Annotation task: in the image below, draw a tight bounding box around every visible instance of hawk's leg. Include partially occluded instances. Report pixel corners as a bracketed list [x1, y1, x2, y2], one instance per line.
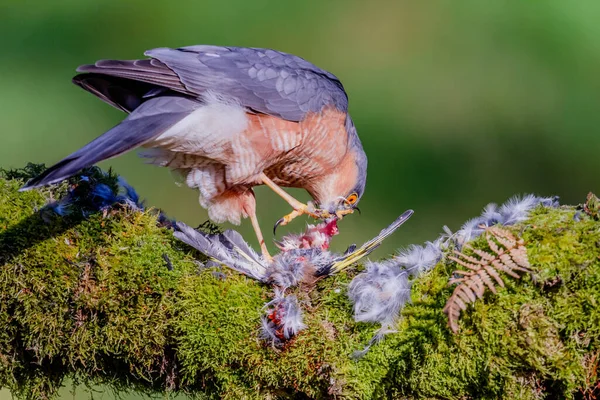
[240, 189, 272, 261]
[259, 173, 321, 229]
[249, 209, 272, 261]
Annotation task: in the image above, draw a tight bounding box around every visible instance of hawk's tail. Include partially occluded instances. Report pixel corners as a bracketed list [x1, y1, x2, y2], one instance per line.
[20, 96, 198, 191]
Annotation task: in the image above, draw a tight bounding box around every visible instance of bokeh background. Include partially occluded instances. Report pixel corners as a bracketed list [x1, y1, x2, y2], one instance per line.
[1, 0, 599, 398]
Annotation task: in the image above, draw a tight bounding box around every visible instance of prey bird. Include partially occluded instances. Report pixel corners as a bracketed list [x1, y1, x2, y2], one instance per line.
[174, 210, 414, 346]
[21, 45, 367, 259]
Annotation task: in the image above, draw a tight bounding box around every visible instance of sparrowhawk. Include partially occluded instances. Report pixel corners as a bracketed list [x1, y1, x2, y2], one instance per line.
[21, 45, 368, 259]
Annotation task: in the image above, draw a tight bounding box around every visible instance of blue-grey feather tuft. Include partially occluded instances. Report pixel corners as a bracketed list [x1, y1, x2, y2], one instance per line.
[395, 241, 443, 278]
[266, 249, 334, 289]
[456, 194, 559, 246]
[347, 194, 559, 355]
[348, 261, 412, 325]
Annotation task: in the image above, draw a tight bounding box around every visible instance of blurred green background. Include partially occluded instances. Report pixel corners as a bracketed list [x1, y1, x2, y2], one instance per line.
[1, 0, 599, 398]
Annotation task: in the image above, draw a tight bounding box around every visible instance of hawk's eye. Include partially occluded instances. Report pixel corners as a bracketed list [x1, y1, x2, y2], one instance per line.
[346, 193, 358, 205]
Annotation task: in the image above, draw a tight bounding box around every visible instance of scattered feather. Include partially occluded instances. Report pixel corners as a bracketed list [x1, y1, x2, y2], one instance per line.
[395, 241, 443, 278]
[41, 169, 145, 219]
[456, 195, 559, 246]
[346, 194, 558, 354]
[266, 249, 333, 289]
[348, 260, 411, 325]
[351, 327, 395, 359]
[260, 293, 306, 347]
[162, 253, 173, 271]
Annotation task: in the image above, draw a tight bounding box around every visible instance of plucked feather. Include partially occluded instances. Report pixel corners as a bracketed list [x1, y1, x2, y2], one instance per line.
[321, 210, 414, 276]
[348, 260, 412, 325]
[395, 241, 443, 278]
[456, 195, 559, 246]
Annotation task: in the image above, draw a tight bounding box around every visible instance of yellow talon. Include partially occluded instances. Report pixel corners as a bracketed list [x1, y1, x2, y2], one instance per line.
[273, 204, 325, 234]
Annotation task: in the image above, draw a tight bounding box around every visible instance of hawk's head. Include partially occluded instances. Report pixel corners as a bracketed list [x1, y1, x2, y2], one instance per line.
[309, 116, 367, 221]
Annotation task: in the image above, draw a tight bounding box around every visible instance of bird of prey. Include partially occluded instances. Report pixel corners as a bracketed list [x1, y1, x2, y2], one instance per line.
[21, 45, 368, 259]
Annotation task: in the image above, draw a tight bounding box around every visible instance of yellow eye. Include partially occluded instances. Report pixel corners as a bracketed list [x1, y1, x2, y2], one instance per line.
[346, 193, 358, 205]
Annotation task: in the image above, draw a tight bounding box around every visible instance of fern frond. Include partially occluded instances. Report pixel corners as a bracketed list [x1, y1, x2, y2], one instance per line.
[443, 226, 530, 333]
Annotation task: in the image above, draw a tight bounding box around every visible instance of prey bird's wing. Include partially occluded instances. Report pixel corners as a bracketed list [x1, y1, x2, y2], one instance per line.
[21, 96, 199, 190]
[319, 210, 415, 276]
[76, 46, 349, 122]
[174, 222, 268, 282]
[221, 230, 265, 266]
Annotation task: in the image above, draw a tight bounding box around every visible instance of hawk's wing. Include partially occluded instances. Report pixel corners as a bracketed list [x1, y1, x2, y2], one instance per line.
[76, 46, 349, 121]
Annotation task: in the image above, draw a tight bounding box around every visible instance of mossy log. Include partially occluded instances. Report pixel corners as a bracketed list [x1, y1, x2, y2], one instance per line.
[0, 171, 599, 399]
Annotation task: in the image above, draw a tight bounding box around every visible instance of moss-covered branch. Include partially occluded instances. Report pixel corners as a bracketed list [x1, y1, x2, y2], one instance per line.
[1, 169, 599, 399]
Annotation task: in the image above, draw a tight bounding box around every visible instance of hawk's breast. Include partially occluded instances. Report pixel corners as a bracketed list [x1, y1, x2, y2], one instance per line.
[250, 107, 350, 187]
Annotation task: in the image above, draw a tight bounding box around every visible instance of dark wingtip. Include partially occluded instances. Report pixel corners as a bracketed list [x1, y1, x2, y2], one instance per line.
[18, 175, 47, 192]
[18, 184, 34, 192]
[16, 158, 78, 192]
[71, 74, 85, 85]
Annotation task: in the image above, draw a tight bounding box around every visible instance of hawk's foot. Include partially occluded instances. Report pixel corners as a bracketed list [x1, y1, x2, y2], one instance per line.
[273, 202, 327, 234]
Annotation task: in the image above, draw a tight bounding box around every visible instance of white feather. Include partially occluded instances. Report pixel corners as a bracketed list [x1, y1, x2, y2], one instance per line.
[150, 94, 248, 157]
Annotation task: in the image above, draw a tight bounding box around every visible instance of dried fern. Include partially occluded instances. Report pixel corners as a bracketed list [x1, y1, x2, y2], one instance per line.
[443, 226, 530, 333]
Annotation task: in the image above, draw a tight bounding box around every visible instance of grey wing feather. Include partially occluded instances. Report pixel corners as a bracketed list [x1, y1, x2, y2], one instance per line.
[76, 59, 187, 93]
[174, 222, 268, 281]
[76, 46, 348, 122]
[147, 46, 348, 121]
[318, 210, 415, 276]
[21, 96, 198, 190]
[355, 210, 415, 254]
[221, 230, 264, 265]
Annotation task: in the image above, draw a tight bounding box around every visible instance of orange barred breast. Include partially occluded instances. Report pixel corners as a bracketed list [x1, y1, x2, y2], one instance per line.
[243, 108, 349, 187]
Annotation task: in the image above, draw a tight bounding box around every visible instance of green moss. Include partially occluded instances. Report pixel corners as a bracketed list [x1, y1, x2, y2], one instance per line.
[0, 171, 599, 399]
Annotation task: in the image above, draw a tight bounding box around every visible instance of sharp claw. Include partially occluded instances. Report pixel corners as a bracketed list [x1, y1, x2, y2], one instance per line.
[273, 205, 331, 236]
[273, 218, 285, 235]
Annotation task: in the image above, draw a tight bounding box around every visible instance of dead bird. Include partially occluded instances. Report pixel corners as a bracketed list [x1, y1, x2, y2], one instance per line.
[174, 210, 413, 346]
[174, 210, 413, 289]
